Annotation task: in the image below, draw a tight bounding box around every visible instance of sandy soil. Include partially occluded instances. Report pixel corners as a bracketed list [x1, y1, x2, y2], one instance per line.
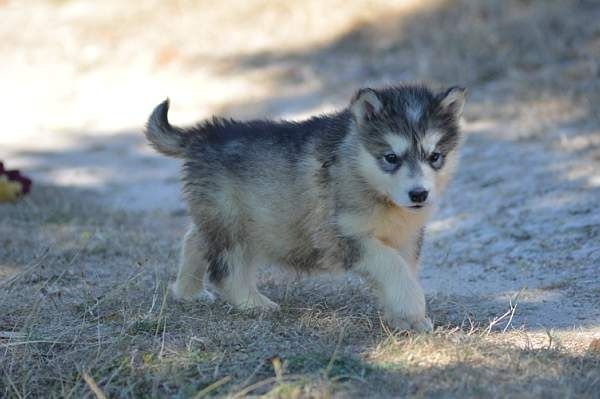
[5, 108, 599, 330]
[3, 0, 598, 331]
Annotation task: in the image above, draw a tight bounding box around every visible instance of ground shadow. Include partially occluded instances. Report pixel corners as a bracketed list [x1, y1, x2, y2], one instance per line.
[201, 0, 600, 130]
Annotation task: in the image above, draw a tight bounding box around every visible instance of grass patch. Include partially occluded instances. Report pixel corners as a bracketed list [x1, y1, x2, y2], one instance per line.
[286, 352, 375, 380]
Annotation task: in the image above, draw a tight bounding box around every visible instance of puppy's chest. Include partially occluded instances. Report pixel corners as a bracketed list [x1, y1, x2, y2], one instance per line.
[373, 208, 425, 249]
[340, 206, 427, 253]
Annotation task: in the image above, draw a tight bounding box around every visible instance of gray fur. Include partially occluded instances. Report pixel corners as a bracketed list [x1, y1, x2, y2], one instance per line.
[145, 84, 466, 331]
[145, 99, 188, 158]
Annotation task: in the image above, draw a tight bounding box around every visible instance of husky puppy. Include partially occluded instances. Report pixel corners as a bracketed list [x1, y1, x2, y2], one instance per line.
[145, 84, 466, 332]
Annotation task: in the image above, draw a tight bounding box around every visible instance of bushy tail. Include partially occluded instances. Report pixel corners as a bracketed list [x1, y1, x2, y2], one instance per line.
[145, 99, 186, 158]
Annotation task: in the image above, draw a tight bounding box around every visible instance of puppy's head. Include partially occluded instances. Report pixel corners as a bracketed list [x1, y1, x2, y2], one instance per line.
[350, 85, 466, 210]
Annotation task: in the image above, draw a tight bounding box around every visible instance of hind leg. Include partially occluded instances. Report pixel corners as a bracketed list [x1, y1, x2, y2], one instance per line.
[208, 246, 279, 311]
[171, 225, 214, 301]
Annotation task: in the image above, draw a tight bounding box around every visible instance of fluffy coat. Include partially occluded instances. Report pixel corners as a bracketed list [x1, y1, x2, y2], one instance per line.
[145, 84, 466, 331]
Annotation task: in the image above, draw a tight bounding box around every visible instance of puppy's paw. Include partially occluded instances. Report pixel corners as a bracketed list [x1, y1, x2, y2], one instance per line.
[235, 292, 280, 312]
[388, 315, 433, 333]
[249, 293, 280, 312]
[195, 289, 217, 303]
[170, 283, 192, 301]
[170, 283, 215, 303]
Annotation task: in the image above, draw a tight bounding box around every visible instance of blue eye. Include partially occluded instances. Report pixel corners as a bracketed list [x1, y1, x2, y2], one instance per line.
[384, 153, 400, 164]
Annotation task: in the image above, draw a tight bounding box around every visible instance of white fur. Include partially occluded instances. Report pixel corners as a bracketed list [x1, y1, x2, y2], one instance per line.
[357, 146, 396, 200]
[172, 226, 278, 311]
[385, 134, 410, 156]
[390, 162, 437, 207]
[171, 226, 213, 301]
[219, 246, 279, 310]
[420, 130, 443, 155]
[356, 239, 432, 332]
[357, 144, 438, 209]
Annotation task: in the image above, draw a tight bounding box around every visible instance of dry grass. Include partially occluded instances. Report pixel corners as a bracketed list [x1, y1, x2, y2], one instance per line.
[2, 0, 600, 397]
[1, 186, 598, 398]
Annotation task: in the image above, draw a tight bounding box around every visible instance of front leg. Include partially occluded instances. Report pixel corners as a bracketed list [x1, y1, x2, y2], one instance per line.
[356, 239, 433, 332]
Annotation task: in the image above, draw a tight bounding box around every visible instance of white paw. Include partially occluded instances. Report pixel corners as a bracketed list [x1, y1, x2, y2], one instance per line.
[170, 282, 191, 301]
[234, 292, 280, 312]
[170, 282, 215, 303]
[381, 278, 430, 332]
[388, 315, 433, 333]
[195, 289, 217, 303]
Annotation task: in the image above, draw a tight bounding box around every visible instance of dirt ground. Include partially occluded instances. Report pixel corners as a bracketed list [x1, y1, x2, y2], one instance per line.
[1, 0, 599, 397]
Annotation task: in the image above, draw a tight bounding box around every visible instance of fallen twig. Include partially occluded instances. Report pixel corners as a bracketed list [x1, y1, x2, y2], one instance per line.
[193, 376, 231, 399]
[82, 371, 108, 399]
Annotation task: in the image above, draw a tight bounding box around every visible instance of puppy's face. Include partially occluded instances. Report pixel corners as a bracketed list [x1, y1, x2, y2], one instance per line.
[350, 86, 466, 210]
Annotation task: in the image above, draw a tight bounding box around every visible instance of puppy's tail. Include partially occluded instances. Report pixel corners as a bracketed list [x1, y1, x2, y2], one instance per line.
[145, 99, 186, 158]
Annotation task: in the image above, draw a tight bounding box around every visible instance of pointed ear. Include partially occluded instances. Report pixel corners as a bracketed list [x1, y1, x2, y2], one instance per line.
[438, 86, 467, 118]
[350, 88, 383, 124]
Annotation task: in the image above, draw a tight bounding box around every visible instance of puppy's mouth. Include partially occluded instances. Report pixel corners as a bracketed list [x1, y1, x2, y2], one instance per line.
[382, 195, 429, 210]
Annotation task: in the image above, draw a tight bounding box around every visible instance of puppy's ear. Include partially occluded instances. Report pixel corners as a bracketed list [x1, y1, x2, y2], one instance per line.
[438, 86, 467, 119]
[350, 88, 383, 124]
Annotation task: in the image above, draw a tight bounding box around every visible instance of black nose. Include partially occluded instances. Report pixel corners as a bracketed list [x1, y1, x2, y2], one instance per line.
[409, 188, 428, 203]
